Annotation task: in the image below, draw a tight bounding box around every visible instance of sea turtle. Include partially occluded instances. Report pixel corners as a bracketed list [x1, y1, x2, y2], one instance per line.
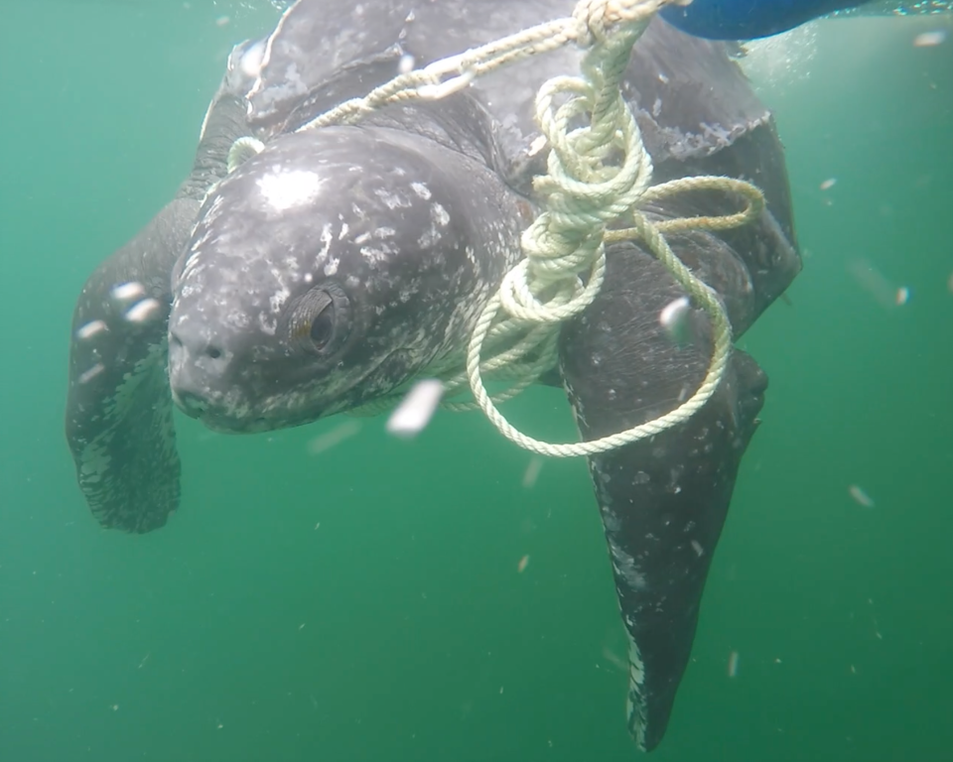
[65, 0, 801, 751]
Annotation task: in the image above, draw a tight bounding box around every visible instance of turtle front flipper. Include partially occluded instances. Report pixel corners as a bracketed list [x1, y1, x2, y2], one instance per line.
[64, 70, 251, 532]
[558, 241, 768, 751]
[65, 198, 200, 533]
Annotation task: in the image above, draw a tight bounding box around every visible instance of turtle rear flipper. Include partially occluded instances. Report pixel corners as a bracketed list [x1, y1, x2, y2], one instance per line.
[559, 240, 768, 750]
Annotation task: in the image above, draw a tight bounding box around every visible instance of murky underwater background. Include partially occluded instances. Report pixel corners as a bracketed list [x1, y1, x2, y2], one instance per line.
[1, 3, 951, 761]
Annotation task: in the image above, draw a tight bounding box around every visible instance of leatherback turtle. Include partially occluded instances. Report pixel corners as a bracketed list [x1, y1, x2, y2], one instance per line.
[65, 0, 801, 751]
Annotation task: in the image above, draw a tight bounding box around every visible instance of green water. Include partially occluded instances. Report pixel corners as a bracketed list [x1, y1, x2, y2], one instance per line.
[1, 3, 951, 761]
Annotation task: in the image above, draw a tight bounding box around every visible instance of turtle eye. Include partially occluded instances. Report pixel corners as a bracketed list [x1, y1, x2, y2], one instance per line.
[288, 283, 350, 356]
[309, 305, 334, 349]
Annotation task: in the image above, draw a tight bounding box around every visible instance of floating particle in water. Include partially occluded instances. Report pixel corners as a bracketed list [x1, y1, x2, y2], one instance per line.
[517, 555, 530, 573]
[522, 456, 543, 488]
[847, 258, 904, 310]
[727, 650, 740, 678]
[601, 645, 628, 673]
[895, 287, 911, 306]
[398, 53, 416, 74]
[307, 420, 361, 454]
[947, 270, 953, 294]
[659, 296, 692, 345]
[820, 177, 837, 190]
[78, 364, 105, 385]
[215, 15, 231, 27]
[913, 30, 947, 47]
[387, 379, 444, 438]
[239, 41, 266, 79]
[690, 540, 704, 557]
[76, 320, 107, 340]
[111, 281, 145, 302]
[848, 484, 875, 508]
[124, 298, 162, 323]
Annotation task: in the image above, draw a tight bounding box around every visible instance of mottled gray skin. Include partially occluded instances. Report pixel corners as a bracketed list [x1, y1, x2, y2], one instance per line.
[65, 0, 801, 752]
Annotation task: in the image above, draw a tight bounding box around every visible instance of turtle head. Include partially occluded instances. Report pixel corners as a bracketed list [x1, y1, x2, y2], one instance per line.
[168, 126, 517, 433]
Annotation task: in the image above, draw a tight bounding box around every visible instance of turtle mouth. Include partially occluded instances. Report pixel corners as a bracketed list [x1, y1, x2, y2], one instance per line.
[171, 388, 273, 434]
[199, 415, 274, 435]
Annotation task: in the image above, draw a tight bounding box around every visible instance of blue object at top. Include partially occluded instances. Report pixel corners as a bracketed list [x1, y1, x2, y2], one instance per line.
[660, 0, 869, 39]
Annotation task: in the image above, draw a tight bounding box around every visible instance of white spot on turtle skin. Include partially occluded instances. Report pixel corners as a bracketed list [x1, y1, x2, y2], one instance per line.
[528, 135, 547, 157]
[258, 310, 277, 336]
[374, 188, 410, 210]
[257, 170, 323, 212]
[417, 228, 439, 249]
[269, 288, 289, 315]
[625, 633, 648, 751]
[431, 202, 450, 227]
[410, 182, 431, 200]
[609, 539, 648, 591]
[361, 246, 388, 264]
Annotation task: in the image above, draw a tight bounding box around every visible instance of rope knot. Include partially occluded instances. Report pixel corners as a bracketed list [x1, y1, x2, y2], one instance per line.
[573, 0, 610, 48]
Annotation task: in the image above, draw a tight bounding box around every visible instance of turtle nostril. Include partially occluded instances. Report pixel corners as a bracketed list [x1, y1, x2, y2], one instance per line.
[169, 329, 223, 361]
